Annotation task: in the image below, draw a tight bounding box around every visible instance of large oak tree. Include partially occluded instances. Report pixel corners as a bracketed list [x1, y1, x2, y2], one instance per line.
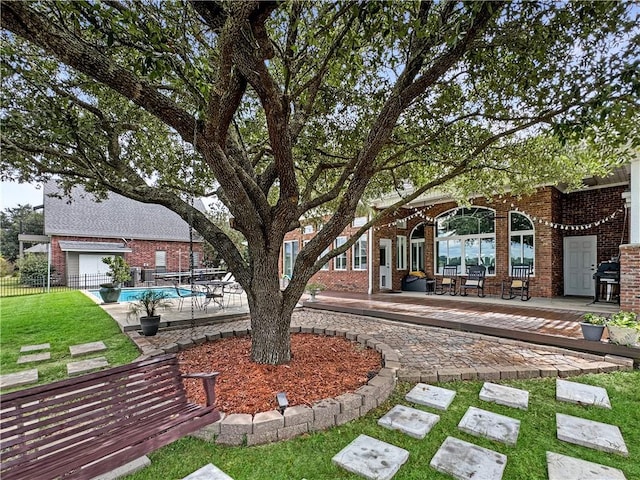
[2, 1, 638, 364]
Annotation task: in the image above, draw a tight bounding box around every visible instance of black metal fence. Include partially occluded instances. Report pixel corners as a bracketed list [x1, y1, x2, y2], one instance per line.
[0, 273, 115, 297]
[0, 275, 68, 297]
[67, 274, 112, 289]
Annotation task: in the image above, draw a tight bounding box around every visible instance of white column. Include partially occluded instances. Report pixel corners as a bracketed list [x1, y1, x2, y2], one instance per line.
[630, 157, 640, 243]
[367, 218, 373, 295]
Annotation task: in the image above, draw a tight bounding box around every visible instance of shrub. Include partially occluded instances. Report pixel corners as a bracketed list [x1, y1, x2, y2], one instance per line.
[609, 311, 639, 330]
[0, 256, 14, 277]
[102, 256, 131, 285]
[581, 313, 607, 325]
[17, 253, 52, 286]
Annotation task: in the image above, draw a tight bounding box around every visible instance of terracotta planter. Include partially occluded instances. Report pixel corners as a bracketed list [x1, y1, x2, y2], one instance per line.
[580, 323, 605, 342]
[140, 315, 161, 336]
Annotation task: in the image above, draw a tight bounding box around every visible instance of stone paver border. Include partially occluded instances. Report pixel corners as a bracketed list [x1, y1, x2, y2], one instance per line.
[123, 310, 633, 447]
[20, 343, 50, 353]
[17, 352, 51, 364]
[0, 369, 38, 389]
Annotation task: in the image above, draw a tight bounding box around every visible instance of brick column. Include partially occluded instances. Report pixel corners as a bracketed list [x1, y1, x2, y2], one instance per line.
[619, 243, 640, 313]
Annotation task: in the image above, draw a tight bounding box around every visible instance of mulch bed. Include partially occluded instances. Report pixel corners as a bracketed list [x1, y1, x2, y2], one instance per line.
[178, 333, 382, 415]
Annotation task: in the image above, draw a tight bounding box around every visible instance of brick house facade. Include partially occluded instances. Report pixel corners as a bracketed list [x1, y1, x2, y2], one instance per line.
[282, 183, 631, 302]
[44, 182, 204, 285]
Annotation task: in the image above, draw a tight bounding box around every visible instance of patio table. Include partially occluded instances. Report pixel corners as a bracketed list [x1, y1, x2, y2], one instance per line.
[195, 280, 233, 310]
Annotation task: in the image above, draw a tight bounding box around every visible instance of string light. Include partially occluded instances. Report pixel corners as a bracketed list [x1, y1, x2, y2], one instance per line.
[507, 203, 623, 231]
[373, 202, 624, 232]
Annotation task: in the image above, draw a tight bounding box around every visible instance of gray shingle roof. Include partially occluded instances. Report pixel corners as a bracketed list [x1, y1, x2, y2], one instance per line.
[44, 181, 204, 242]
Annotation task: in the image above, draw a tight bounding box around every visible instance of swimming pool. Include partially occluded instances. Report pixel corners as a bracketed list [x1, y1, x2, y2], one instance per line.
[89, 286, 204, 302]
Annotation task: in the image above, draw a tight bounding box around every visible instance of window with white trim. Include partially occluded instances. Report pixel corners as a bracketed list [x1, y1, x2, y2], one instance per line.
[396, 235, 407, 270]
[410, 223, 425, 272]
[334, 236, 347, 270]
[320, 246, 330, 270]
[434, 207, 496, 274]
[509, 211, 535, 274]
[303, 225, 314, 234]
[155, 250, 167, 272]
[283, 240, 299, 278]
[352, 216, 367, 227]
[352, 235, 367, 270]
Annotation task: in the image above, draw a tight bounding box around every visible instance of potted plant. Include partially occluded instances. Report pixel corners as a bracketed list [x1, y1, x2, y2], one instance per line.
[128, 289, 172, 336]
[98, 256, 131, 303]
[606, 311, 639, 347]
[305, 282, 325, 302]
[579, 313, 607, 341]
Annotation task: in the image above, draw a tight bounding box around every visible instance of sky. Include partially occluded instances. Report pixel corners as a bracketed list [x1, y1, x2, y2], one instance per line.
[1, 181, 44, 211]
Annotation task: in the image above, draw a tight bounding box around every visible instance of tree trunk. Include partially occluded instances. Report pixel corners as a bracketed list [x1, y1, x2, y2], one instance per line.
[243, 248, 301, 365]
[246, 283, 296, 364]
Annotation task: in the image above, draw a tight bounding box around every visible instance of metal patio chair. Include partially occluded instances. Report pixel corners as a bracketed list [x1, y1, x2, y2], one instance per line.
[223, 282, 244, 308]
[174, 283, 201, 311]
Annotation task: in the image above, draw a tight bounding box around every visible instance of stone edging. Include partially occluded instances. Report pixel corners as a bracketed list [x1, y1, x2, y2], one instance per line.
[126, 326, 633, 446]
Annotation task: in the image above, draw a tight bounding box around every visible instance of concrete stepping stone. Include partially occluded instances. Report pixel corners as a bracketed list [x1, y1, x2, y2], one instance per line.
[17, 352, 51, 364]
[378, 404, 440, 439]
[556, 379, 611, 409]
[332, 434, 409, 480]
[479, 382, 529, 410]
[546, 452, 627, 480]
[0, 369, 38, 389]
[182, 463, 234, 480]
[406, 383, 456, 410]
[556, 413, 628, 456]
[20, 343, 50, 352]
[92, 456, 151, 480]
[458, 406, 521, 446]
[430, 436, 507, 480]
[67, 357, 109, 376]
[69, 341, 107, 357]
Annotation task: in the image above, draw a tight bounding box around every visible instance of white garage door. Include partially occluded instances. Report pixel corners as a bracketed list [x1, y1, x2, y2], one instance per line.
[79, 254, 112, 277]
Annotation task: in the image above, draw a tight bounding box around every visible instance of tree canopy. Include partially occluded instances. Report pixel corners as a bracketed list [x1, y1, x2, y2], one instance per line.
[0, 205, 44, 262]
[1, 0, 638, 363]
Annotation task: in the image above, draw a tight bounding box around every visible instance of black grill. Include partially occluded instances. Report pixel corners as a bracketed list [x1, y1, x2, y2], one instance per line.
[592, 261, 620, 303]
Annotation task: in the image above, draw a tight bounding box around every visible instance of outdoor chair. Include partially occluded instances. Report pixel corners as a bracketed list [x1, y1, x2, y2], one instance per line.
[435, 265, 458, 295]
[460, 265, 486, 297]
[174, 283, 201, 311]
[202, 283, 225, 312]
[501, 265, 532, 301]
[221, 271, 234, 282]
[224, 282, 244, 308]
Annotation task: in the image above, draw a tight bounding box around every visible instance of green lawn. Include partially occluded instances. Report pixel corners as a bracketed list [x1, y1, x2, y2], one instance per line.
[1, 291, 637, 479]
[0, 290, 139, 387]
[125, 371, 639, 480]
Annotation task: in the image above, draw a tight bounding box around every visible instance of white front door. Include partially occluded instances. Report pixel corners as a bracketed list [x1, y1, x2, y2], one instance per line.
[379, 239, 392, 289]
[563, 235, 597, 296]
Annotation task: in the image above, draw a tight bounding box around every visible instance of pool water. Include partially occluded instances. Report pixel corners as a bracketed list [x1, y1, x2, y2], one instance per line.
[89, 286, 204, 302]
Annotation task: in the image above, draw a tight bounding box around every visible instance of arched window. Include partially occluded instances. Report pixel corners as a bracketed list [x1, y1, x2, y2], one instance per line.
[509, 211, 535, 274]
[434, 207, 496, 274]
[410, 223, 425, 272]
